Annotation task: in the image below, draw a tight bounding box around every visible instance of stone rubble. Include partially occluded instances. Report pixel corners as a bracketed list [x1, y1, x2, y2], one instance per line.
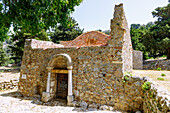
[0, 90, 129, 113]
[143, 77, 170, 112]
[0, 79, 19, 90]
[143, 59, 170, 70]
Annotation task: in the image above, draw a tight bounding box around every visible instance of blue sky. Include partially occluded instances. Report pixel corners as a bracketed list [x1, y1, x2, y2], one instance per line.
[72, 0, 169, 32]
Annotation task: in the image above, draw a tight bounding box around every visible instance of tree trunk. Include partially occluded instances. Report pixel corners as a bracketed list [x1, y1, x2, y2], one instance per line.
[167, 47, 170, 59]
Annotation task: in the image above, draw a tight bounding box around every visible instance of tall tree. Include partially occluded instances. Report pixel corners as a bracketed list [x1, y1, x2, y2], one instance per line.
[130, 24, 145, 51]
[0, 3, 9, 42]
[0, 42, 9, 66]
[131, 24, 141, 29]
[51, 17, 83, 43]
[9, 29, 50, 64]
[0, 0, 83, 37]
[143, 3, 170, 58]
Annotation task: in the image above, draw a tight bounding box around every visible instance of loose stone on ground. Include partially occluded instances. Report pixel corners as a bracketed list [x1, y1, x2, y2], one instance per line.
[0, 90, 123, 113]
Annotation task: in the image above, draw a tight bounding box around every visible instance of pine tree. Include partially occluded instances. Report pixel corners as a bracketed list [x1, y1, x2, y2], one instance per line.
[0, 42, 9, 66]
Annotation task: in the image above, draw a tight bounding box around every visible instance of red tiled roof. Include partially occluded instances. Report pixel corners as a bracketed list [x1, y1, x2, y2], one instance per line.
[60, 31, 111, 47]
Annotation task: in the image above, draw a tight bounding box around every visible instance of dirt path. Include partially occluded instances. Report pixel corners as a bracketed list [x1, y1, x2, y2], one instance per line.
[133, 70, 170, 91]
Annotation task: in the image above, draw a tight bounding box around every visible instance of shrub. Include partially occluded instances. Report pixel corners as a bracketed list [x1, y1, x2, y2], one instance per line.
[162, 55, 167, 58]
[0, 70, 4, 73]
[157, 77, 164, 80]
[142, 82, 151, 92]
[161, 73, 166, 76]
[157, 68, 161, 71]
[123, 72, 133, 83]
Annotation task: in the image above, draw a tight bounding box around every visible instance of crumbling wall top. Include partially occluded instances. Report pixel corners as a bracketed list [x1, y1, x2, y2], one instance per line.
[25, 39, 64, 50]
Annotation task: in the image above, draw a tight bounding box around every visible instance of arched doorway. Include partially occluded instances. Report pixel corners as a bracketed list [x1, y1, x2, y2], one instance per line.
[52, 55, 68, 100]
[41, 54, 73, 105]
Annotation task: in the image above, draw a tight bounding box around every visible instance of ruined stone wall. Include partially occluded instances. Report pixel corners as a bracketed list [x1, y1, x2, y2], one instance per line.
[133, 50, 143, 70]
[0, 79, 18, 90]
[19, 39, 142, 111]
[143, 78, 170, 112]
[143, 59, 170, 70]
[108, 4, 132, 74]
[30, 39, 64, 49]
[18, 3, 138, 112]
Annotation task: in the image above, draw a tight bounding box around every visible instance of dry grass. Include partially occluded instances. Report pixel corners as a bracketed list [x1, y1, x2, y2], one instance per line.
[133, 70, 170, 91]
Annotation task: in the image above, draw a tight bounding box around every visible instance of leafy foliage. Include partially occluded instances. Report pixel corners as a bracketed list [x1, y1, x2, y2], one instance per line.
[9, 29, 50, 63]
[142, 82, 151, 92]
[50, 17, 83, 43]
[0, 42, 9, 66]
[130, 24, 146, 51]
[0, 3, 9, 42]
[157, 77, 164, 80]
[161, 73, 166, 76]
[123, 72, 133, 83]
[130, 3, 170, 59]
[0, 0, 83, 36]
[143, 3, 170, 58]
[157, 68, 161, 71]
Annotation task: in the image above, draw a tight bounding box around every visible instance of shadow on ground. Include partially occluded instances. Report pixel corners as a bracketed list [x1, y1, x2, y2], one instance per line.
[0, 90, 98, 112]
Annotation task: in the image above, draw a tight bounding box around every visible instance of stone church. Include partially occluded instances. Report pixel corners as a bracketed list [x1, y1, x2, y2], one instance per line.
[18, 4, 143, 111]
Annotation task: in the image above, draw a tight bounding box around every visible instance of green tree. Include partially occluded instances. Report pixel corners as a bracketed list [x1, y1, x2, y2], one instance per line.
[9, 29, 50, 63]
[131, 24, 141, 29]
[143, 3, 170, 58]
[130, 24, 146, 51]
[50, 17, 83, 43]
[0, 42, 9, 66]
[0, 0, 83, 37]
[130, 23, 156, 59]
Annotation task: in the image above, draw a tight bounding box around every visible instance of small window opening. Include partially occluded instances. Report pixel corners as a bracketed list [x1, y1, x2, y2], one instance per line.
[90, 39, 95, 44]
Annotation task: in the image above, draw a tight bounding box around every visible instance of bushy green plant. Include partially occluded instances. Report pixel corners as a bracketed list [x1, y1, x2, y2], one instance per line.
[157, 68, 161, 71]
[124, 76, 130, 81]
[161, 73, 166, 76]
[143, 52, 149, 60]
[123, 72, 133, 83]
[142, 82, 151, 92]
[162, 55, 167, 58]
[157, 77, 164, 80]
[0, 70, 4, 73]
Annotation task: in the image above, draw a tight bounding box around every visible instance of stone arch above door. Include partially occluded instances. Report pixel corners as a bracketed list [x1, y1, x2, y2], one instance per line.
[42, 53, 73, 105]
[48, 53, 73, 69]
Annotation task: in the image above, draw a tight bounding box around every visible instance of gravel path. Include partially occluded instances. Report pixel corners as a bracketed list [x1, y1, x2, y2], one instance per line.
[0, 90, 121, 113]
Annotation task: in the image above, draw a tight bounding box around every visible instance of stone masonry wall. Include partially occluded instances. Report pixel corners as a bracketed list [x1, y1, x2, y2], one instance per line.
[108, 4, 133, 73]
[18, 3, 136, 112]
[19, 40, 140, 111]
[30, 39, 64, 49]
[143, 78, 170, 112]
[133, 50, 143, 70]
[0, 79, 18, 90]
[143, 59, 170, 70]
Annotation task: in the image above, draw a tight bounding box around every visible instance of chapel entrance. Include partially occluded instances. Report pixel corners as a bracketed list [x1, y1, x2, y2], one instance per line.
[56, 73, 68, 99]
[43, 54, 73, 105]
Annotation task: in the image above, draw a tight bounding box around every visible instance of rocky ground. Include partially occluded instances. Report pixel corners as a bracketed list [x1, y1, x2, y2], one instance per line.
[0, 90, 123, 113]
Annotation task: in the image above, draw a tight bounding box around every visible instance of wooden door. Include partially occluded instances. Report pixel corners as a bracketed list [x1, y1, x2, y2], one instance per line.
[56, 73, 68, 99]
